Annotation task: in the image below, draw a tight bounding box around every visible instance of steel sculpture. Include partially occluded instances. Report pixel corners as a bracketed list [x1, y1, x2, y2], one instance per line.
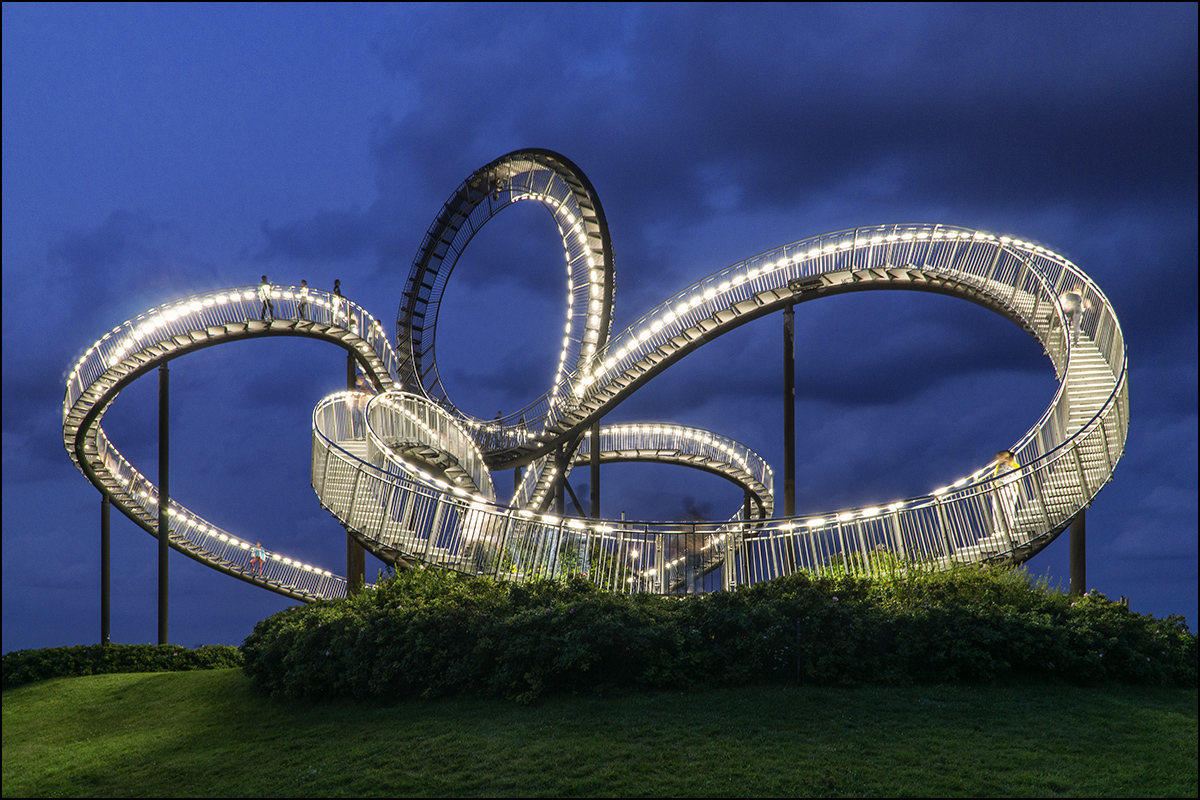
[65, 149, 1128, 604]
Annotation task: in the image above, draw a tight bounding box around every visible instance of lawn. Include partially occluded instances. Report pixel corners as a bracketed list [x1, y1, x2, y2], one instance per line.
[4, 669, 1196, 797]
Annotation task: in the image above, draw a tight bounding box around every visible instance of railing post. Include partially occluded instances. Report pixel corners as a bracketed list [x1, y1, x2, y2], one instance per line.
[655, 530, 665, 593]
[494, 513, 514, 579]
[934, 496, 954, 563]
[423, 496, 445, 565]
[888, 507, 905, 563]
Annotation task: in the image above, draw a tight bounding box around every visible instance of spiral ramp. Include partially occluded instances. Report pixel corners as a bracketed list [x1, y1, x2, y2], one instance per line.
[66, 149, 1128, 600]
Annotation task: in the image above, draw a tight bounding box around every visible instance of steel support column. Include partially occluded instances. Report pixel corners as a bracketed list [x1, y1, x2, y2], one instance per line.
[591, 420, 600, 519]
[783, 305, 795, 518]
[157, 363, 169, 645]
[347, 533, 366, 595]
[554, 446, 565, 516]
[101, 494, 110, 645]
[346, 352, 365, 595]
[1069, 509, 1086, 596]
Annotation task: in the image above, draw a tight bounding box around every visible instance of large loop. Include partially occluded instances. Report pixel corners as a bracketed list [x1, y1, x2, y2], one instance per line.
[397, 149, 615, 425]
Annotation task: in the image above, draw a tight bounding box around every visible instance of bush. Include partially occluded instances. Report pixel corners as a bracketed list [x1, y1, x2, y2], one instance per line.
[2, 643, 244, 689]
[241, 565, 1197, 704]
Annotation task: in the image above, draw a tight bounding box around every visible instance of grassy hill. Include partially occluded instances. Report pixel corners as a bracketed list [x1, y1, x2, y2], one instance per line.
[4, 668, 1196, 797]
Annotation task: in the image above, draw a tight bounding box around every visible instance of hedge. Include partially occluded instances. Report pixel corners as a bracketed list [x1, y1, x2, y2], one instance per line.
[241, 564, 1197, 703]
[3, 643, 244, 689]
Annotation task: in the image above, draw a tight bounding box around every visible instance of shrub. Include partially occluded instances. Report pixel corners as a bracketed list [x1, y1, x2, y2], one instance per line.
[240, 564, 1197, 704]
[2, 643, 244, 689]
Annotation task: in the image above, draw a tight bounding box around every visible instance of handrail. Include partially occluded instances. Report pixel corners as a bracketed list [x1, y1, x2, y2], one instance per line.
[474, 224, 1124, 466]
[312, 222, 1128, 593]
[63, 285, 401, 601]
[65, 155, 1128, 601]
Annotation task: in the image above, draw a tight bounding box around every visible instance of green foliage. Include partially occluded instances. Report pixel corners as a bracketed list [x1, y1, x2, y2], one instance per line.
[241, 564, 1197, 704]
[2, 643, 243, 688]
[5, 670, 1197, 798]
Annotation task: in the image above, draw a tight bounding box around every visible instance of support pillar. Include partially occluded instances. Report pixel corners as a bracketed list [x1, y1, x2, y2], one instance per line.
[347, 533, 366, 595]
[554, 446, 565, 517]
[1069, 509, 1086, 596]
[783, 305, 796, 519]
[590, 420, 601, 519]
[158, 363, 169, 645]
[101, 494, 111, 645]
[346, 352, 365, 595]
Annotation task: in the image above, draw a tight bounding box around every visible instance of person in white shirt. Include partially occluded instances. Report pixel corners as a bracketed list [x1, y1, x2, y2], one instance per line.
[258, 276, 275, 321]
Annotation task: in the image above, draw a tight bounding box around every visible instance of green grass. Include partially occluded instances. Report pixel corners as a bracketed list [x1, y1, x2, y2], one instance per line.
[4, 669, 1196, 797]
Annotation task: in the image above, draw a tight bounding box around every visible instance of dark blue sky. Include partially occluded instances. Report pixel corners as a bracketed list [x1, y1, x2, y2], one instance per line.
[4, 3, 1196, 652]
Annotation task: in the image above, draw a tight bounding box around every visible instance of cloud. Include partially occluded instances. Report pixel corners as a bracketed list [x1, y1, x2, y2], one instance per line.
[47, 211, 218, 330]
[258, 209, 374, 265]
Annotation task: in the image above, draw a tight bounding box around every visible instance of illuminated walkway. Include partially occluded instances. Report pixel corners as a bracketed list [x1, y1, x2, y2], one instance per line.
[65, 149, 1127, 600]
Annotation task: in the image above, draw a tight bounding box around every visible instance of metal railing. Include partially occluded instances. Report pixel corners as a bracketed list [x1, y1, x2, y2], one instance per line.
[400, 151, 614, 420]
[314, 392, 763, 592]
[63, 285, 401, 601]
[313, 224, 1127, 594]
[476, 225, 1122, 453]
[63, 226, 1127, 601]
[575, 423, 774, 516]
[65, 285, 400, 415]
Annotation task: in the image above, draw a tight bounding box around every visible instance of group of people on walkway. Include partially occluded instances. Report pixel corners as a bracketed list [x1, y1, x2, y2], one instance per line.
[257, 276, 344, 322]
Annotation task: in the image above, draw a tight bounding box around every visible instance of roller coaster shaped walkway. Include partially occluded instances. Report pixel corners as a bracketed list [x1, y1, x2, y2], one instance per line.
[64, 149, 1128, 602]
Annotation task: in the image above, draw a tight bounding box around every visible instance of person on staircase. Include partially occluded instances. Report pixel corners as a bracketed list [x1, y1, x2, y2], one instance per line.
[989, 449, 1021, 539]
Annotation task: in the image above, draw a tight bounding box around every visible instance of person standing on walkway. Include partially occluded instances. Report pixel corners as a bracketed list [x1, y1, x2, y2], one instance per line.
[296, 279, 309, 320]
[333, 279, 346, 325]
[258, 276, 275, 321]
[250, 542, 267, 575]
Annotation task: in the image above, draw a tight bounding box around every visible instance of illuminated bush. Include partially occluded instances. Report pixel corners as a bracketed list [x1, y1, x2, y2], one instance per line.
[241, 564, 1196, 703]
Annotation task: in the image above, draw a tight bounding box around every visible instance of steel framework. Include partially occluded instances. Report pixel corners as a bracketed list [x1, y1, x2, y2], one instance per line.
[65, 149, 1128, 602]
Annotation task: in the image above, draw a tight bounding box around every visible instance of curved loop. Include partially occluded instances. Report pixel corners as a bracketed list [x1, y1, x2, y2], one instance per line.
[67, 153, 1129, 600]
[63, 285, 400, 601]
[365, 391, 497, 500]
[397, 149, 615, 423]
[573, 423, 774, 519]
[321, 210, 1128, 591]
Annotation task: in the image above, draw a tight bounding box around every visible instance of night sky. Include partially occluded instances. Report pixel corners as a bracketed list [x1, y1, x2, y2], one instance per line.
[3, 3, 1196, 653]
